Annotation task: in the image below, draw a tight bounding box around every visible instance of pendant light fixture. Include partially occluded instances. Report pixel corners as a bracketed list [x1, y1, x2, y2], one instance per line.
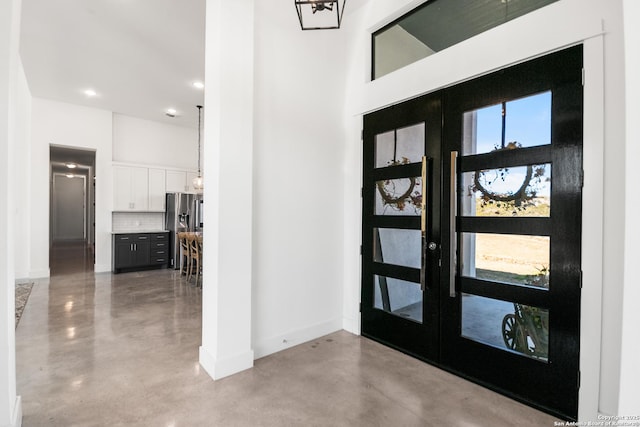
[295, 0, 346, 30]
[192, 105, 204, 191]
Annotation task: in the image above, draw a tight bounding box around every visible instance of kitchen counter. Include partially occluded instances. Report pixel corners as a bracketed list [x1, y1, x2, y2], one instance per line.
[112, 230, 169, 234]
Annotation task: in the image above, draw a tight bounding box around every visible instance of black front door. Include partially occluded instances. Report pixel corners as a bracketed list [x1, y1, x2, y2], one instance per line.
[361, 92, 442, 361]
[361, 46, 583, 420]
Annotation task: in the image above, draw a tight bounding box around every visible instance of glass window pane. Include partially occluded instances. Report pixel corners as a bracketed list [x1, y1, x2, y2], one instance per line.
[373, 275, 422, 323]
[373, 1, 559, 79]
[375, 123, 425, 168]
[375, 176, 422, 216]
[375, 131, 395, 168]
[461, 293, 549, 362]
[461, 163, 551, 217]
[505, 92, 552, 148]
[463, 92, 552, 155]
[461, 233, 550, 289]
[374, 228, 421, 269]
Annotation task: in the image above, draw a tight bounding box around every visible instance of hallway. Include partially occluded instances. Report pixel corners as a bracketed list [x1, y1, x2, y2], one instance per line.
[15, 266, 559, 426]
[49, 240, 94, 276]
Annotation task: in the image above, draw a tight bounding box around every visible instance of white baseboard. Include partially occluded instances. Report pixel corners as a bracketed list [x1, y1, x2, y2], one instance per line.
[94, 264, 111, 273]
[14, 274, 29, 283]
[342, 316, 361, 335]
[11, 396, 22, 427]
[199, 346, 254, 381]
[253, 317, 343, 359]
[28, 269, 49, 279]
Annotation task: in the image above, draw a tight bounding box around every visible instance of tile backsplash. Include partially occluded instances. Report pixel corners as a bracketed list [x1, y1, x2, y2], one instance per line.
[112, 212, 164, 232]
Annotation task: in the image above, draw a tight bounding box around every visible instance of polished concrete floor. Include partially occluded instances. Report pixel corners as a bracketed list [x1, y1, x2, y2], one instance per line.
[16, 243, 560, 426]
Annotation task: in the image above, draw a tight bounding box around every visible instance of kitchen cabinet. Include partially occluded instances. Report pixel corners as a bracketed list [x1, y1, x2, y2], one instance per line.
[166, 169, 200, 194]
[148, 168, 166, 211]
[149, 233, 170, 266]
[166, 170, 189, 193]
[113, 232, 169, 273]
[186, 171, 200, 193]
[113, 165, 166, 212]
[113, 166, 149, 211]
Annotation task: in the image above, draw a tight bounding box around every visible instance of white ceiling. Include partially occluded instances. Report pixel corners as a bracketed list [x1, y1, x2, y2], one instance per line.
[19, 0, 206, 128]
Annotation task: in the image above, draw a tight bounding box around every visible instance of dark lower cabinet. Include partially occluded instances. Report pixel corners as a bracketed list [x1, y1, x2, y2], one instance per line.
[150, 233, 170, 266]
[113, 232, 169, 273]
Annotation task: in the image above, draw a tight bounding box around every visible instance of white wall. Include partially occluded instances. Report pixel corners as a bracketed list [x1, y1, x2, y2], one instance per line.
[13, 61, 31, 281]
[250, 0, 347, 357]
[1, 0, 23, 424]
[30, 98, 113, 274]
[620, 0, 640, 415]
[341, 0, 629, 420]
[112, 113, 198, 170]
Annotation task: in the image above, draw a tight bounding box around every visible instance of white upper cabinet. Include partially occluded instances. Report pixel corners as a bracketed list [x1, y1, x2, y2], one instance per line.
[148, 168, 166, 212]
[113, 165, 149, 211]
[166, 170, 190, 193]
[186, 171, 200, 193]
[166, 170, 201, 194]
[114, 164, 197, 211]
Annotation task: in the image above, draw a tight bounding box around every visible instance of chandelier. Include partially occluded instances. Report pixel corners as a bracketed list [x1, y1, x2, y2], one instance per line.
[192, 105, 204, 191]
[294, 0, 346, 30]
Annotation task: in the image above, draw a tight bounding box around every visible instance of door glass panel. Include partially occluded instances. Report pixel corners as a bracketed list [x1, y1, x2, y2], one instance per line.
[462, 92, 552, 155]
[461, 233, 550, 289]
[373, 275, 422, 323]
[461, 293, 549, 362]
[375, 176, 422, 215]
[461, 163, 551, 217]
[373, 228, 421, 269]
[375, 123, 425, 168]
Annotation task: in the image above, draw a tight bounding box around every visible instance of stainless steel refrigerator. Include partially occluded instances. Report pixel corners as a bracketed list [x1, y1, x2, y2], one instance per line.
[165, 193, 203, 269]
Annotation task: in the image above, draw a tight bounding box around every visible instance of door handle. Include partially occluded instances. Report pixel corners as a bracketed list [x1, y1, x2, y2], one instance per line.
[449, 151, 458, 298]
[420, 156, 430, 292]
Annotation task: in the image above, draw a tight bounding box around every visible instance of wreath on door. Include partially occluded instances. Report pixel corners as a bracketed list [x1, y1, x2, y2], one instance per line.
[471, 142, 547, 212]
[376, 157, 422, 213]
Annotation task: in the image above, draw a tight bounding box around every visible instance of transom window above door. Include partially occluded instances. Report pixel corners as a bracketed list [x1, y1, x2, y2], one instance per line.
[372, 0, 560, 79]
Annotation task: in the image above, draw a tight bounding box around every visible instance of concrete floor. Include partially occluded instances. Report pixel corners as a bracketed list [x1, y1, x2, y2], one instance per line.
[16, 243, 560, 426]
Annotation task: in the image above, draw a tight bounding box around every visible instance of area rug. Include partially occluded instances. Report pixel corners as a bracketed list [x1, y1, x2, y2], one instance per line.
[15, 282, 34, 328]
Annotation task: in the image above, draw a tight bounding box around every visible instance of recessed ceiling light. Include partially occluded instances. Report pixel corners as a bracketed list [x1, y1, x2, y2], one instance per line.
[166, 108, 177, 117]
[84, 89, 97, 97]
[66, 163, 77, 169]
[192, 81, 205, 90]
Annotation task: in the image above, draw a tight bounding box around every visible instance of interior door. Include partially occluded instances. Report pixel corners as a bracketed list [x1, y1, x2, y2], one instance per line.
[361, 46, 583, 420]
[53, 174, 85, 241]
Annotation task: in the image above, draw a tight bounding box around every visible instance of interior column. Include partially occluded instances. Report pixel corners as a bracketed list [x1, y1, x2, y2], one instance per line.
[199, 0, 255, 379]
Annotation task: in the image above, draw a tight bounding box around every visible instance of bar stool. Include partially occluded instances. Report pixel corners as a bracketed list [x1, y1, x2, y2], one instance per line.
[178, 232, 190, 276]
[187, 233, 202, 286]
[186, 233, 199, 284]
[195, 235, 203, 287]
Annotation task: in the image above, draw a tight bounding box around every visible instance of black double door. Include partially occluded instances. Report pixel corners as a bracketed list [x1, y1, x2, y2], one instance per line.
[361, 46, 583, 420]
